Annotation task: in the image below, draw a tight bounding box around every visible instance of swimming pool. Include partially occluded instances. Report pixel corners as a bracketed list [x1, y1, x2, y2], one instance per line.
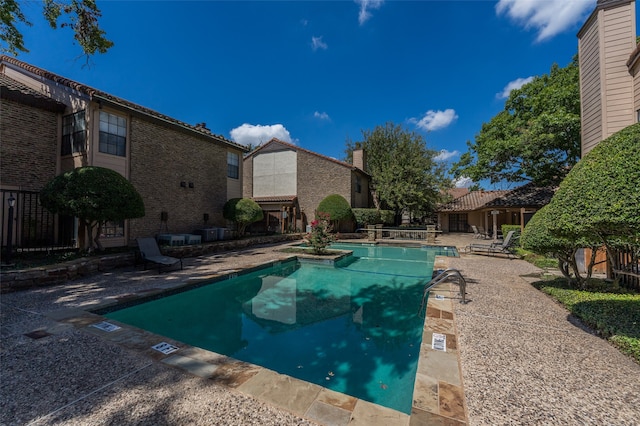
[102, 244, 445, 414]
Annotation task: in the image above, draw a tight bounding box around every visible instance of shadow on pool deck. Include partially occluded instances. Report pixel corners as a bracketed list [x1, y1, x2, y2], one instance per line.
[1, 233, 638, 425]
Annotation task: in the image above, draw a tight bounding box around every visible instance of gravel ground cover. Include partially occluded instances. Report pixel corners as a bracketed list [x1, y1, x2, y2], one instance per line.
[449, 254, 640, 425]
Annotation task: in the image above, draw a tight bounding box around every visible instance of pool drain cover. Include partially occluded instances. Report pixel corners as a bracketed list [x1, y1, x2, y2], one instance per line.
[91, 321, 121, 332]
[152, 342, 179, 354]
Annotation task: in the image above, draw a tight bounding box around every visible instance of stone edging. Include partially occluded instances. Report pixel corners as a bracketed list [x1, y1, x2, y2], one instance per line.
[1, 234, 305, 293]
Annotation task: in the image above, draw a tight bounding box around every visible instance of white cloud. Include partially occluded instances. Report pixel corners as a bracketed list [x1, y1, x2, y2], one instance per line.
[413, 109, 458, 132]
[229, 124, 293, 147]
[311, 36, 328, 51]
[497, 76, 534, 99]
[314, 111, 330, 120]
[453, 176, 474, 189]
[496, 0, 595, 42]
[355, 0, 384, 25]
[435, 149, 460, 162]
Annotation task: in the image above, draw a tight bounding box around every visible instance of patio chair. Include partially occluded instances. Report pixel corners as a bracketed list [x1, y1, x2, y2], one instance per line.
[137, 237, 183, 272]
[471, 225, 486, 239]
[467, 230, 518, 258]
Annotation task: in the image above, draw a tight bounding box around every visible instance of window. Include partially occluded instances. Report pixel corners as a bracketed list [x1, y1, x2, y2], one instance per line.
[448, 213, 468, 232]
[227, 152, 239, 179]
[61, 111, 86, 155]
[637, 109, 640, 123]
[101, 220, 124, 238]
[356, 176, 362, 193]
[99, 111, 127, 157]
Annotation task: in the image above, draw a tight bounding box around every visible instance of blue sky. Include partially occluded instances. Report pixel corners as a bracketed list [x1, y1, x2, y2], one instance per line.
[13, 0, 624, 188]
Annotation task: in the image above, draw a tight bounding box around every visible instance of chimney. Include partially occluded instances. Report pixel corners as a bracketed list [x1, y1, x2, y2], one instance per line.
[353, 149, 367, 172]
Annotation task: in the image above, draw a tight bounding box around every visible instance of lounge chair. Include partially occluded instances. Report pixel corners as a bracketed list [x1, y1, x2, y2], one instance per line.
[467, 230, 518, 258]
[471, 225, 488, 239]
[137, 237, 183, 272]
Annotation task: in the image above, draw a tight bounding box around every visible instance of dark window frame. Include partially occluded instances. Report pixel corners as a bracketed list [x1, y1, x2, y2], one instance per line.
[227, 152, 239, 179]
[99, 111, 127, 157]
[61, 111, 86, 156]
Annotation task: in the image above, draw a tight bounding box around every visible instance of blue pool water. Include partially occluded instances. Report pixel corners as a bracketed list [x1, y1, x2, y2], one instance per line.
[103, 244, 444, 414]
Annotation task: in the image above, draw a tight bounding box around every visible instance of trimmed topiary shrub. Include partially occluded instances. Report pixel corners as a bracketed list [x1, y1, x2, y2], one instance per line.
[521, 205, 595, 283]
[523, 123, 640, 287]
[40, 166, 145, 251]
[223, 198, 264, 237]
[547, 122, 640, 243]
[317, 194, 354, 230]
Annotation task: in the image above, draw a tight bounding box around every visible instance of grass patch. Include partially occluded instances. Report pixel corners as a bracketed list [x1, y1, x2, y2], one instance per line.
[533, 277, 640, 363]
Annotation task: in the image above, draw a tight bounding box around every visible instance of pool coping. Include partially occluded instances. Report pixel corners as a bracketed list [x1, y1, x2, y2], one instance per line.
[45, 254, 467, 426]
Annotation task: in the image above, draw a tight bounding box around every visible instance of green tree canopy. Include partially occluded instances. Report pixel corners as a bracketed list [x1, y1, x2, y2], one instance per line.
[345, 122, 449, 221]
[1, 0, 113, 59]
[40, 166, 144, 250]
[452, 56, 580, 186]
[223, 198, 264, 237]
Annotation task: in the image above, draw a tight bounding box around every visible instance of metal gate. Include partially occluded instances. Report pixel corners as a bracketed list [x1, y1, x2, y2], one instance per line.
[1, 190, 76, 253]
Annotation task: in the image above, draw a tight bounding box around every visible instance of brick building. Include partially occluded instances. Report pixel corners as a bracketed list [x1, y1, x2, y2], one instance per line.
[243, 138, 372, 232]
[1, 55, 248, 250]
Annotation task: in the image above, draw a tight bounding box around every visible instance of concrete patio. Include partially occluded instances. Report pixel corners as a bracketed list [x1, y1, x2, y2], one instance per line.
[1, 233, 638, 425]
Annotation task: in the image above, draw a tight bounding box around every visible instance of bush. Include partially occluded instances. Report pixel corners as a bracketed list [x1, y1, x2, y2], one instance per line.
[40, 166, 145, 251]
[501, 225, 521, 247]
[548, 123, 640, 243]
[223, 198, 264, 236]
[351, 208, 395, 226]
[352, 208, 381, 227]
[534, 278, 640, 363]
[379, 210, 395, 225]
[521, 205, 599, 285]
[306, 212, 336, 254]
[317, 194, 353, 222]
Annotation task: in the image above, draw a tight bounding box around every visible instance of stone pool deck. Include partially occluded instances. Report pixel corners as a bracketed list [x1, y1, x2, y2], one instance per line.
[1, 234, 639, 425]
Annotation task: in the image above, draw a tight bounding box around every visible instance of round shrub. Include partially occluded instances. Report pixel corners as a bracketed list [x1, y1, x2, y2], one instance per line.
[317, 194, 354, 222]
[223, 198, 264, 236]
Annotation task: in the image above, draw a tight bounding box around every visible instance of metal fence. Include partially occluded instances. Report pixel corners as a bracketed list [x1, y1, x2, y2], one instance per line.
[1, 189, 76, 253]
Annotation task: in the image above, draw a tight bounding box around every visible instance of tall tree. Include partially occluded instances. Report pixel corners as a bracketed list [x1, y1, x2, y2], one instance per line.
[1, 0, 113, 59]
[345, 122, 449, 221]
[452, 56, 581, 186]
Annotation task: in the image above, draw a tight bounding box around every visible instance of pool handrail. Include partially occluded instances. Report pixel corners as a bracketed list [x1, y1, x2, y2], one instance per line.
[419, 268, 468, 316]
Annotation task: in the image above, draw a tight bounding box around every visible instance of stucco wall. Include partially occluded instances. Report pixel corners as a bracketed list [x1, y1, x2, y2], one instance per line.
[253, 150, 297, 197]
